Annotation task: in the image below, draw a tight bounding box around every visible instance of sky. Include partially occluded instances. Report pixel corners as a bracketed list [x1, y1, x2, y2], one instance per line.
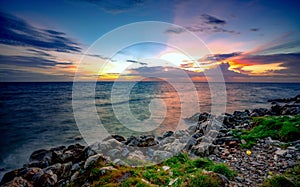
[0, 0, 300, 82]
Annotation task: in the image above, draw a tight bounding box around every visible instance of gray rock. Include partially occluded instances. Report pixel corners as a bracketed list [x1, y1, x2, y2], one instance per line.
[84, 154, 103, 169]
[153, 151, 172, 162]
[106, 149, 121, 158]
[275, 149, 288, 156]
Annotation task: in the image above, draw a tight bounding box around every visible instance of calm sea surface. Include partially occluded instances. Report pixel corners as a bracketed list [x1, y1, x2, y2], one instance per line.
[1, 82, 300, 178]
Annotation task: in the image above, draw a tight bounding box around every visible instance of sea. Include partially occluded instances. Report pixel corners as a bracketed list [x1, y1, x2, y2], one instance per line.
[1, 82, 300, 179]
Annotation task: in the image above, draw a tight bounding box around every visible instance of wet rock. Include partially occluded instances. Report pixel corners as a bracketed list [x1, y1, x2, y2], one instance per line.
[29, 149, 53, 162]
[23, 167, 44, 182]
[112, 135, 126, 142]
[60, 162, 72, 178]
[2, 177, 33, 187]
[0, 168, 26, 185]
[37, 170, 57, 186]
[162, 131, 174, 138]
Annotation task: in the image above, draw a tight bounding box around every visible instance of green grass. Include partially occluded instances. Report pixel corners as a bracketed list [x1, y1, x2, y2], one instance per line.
[70, 153, 235, 186]
[233, 115, 300, 148]
[189, 172, 219, 187]
[209, 163, 235, 179]
[262, 176, 295, 187]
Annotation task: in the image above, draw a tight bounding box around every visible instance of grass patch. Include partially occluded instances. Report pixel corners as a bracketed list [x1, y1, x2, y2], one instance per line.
[233, 115, 300, 148]
[262, 176, 295, 187]
[188, 172, 219, 187]
[209, 163, 235, 179]
[71, 153, 235, 186]
[262, 165, 300, 187]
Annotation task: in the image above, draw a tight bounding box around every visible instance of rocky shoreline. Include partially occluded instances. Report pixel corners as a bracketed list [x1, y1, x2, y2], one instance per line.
[1, 95, 300, 187]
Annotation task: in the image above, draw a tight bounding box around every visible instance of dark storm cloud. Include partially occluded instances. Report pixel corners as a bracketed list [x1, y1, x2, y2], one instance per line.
[201, 14, 226, 25]
[0, 55, 73, 68]
[78, 0, 145, 14]
[200, 52, 242, 62]
[126, 59, 147, 65]
[0, 12, 81, 52]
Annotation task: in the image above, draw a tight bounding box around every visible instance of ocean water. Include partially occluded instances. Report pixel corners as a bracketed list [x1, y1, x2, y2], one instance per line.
[1, 82, 300, 179]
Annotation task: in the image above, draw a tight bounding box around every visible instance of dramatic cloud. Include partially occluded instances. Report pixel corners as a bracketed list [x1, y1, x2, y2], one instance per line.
[165, 27, 186, 34]
[0, 55, 73, 68]
[201, 14, 226, 25]
[165, 13, 239, 35]
[0, 12, 81, 52]
[78, 0, 145, 14]
[199, 52, 242, 62]
[126, 59, 147, 65]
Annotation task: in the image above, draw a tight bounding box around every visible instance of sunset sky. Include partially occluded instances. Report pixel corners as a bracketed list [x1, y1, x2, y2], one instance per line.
[0, 0, 300, 82]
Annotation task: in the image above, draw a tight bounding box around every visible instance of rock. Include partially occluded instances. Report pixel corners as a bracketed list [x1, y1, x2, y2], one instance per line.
[106, 149, 121, 158]
[112, 159, 127, 166]
[127, 150, 146, 161]
[84, 154, 104, 169]
[38, 170, 57, 186]
[23, 167, 44, 182]
[275, 149, 288, 156]
[236, 176, 244, 183]
[153, 151, 172, 161]
[167, 139, 185, 154]
[229, 141, 238, 147]
[187, 125, 197, 134]
[1, 168, 26, 185]
[285, 154, 292, 158]
[2, 177, 33, 187]
[70, 171, 79, 182]
[163, 131, 174, 138]
[121, 148, 130, 157]
[162, 166, 170, 171]
[60, 162, 72, 178]
[217, 174, 229, 184]
[184, 137, 197, 150]
[126, 135, 158, 147]
[99, 166, 117, 175]
[251, 108, 269, 116]
[112, 135, 126, 142]
[71, 163, 81, 171]
[190, 143, 209, 156]
[168, 177, 178, 186]
[29, 149, 53, 162]
[174, 130, 189, 138]
[241, 139, 247, 145]
[137, 135, 158, 147]
[44, 163, 62, 175]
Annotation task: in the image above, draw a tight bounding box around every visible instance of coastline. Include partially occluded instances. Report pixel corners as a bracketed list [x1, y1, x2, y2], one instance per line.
[1, 95, 300, 187]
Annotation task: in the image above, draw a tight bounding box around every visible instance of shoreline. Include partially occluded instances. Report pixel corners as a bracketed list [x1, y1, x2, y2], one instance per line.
[1, 95, 300, 186]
